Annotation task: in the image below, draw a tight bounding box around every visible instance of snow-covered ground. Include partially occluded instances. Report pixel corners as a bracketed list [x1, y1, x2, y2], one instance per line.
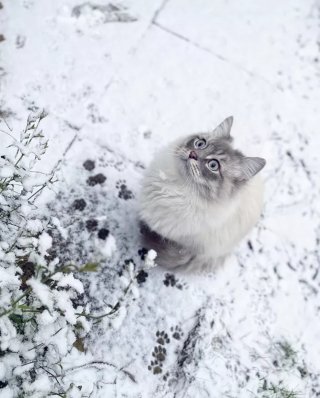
[1, 0, 320, 397]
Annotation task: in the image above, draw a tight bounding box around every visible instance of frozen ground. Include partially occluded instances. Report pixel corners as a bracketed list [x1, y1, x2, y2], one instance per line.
[1, 0, 320, 397]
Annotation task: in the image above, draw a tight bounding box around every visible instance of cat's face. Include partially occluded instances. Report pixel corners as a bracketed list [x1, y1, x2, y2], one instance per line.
[176, 117, 266, 199]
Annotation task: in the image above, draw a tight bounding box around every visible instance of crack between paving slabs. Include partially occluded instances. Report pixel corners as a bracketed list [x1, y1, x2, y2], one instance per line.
[152, 20, 281, 91]
[97, 0, 172, 101]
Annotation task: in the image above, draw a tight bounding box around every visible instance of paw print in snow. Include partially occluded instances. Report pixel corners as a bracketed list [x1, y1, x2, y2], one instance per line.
[73, 199, 86, 211]
[153, 345, 166, 362]
[138, 248, 148, 260]
[156, 330, 170, 346]
[83, 160, 95, 171]
[87, 173, 106, 186]
[163, 371, 170, 381]
[148, 346, 167, 374]
[116, 180, 133, 200]
[136, 270, 148, 284]
[163, 273, 187, 290]
[171, 326, 184, 341]
[86, 219, 98, 232]
[148, 360, 162, 375]
[163, 273, 177, 287]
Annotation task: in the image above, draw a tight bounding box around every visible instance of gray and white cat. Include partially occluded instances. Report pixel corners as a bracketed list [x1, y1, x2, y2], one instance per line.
[139, 117, 266, 271]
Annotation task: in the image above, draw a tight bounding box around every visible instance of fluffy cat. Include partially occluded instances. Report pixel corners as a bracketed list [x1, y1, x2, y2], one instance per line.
[139, 117, 266, 271]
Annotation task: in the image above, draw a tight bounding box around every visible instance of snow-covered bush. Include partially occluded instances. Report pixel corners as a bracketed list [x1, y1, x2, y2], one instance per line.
[0, 113, 157, 397]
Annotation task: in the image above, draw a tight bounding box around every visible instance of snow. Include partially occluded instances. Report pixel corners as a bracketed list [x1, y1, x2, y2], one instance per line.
[0, 167, 13, 179]
[147, 249, 157, 261]
[0, 354, 20, 383]
[1, 0, 320, 397]
[95, 234, 117, 259]
[119, 275, 130, 287]
[0, 268, 20, 289]
[110, 306, 127, 330]
[19, 203, 32, 216]
[37, 231, 52, 257]
[144, 249, 158, 269]
[51, 216, 69, 239]
[56, 273, 84, 294]
[12, 363, 34, 376]
[36, 309, 59, 326]
[0, 364, 6, 381]
[0, 317, 17, 351]
[25, 219, 43, 234]
[0, 387, 14, 398]
[23, 374, 51, 393]
[54, 290, 78, 325]
[26, 278, 54, 312]
[22, 175, 47, 192]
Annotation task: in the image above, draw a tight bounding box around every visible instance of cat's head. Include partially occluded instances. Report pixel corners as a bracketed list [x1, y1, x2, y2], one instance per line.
[176, 117, 266, 199]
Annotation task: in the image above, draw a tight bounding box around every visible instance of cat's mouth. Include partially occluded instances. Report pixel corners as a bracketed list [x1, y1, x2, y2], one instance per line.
[189, 151, 198, 160]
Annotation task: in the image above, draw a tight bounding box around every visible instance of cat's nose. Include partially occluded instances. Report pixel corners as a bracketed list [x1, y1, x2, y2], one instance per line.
[189, 151, 198, 160]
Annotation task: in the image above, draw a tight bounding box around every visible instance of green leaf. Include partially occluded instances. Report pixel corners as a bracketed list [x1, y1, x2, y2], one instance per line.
[62, 266, 73, 274]
[74, 321, 84, 330]
[79, 262, 99, 272]
[18, 305, 32, 310]
[36, 265, 49, 278]
[9, 313, 24, 334]
[39, 110, 48, 120]
[262, 379, 267, 391]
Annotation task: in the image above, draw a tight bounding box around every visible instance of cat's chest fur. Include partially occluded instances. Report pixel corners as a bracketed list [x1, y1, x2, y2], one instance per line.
[139, 150, 263, 258]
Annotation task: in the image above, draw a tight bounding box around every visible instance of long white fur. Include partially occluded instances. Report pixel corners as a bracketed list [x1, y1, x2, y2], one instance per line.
[139, 142, 264, 269]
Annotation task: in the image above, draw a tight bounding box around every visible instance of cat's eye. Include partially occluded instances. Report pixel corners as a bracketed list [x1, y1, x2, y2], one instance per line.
[207, 159, 220, 171]
[194, 139, 206, 149]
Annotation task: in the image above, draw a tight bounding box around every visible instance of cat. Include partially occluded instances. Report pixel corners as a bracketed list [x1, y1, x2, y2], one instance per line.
[139, 117, 266, 271]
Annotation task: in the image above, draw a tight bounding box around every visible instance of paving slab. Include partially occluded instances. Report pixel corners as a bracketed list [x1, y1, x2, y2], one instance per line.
[0, 0, 163, 170]
[156, 0, 320, 98]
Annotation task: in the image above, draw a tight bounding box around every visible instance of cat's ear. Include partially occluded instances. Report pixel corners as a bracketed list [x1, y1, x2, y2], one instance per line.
[212, 116, 233, 139]
[236, 157, 266, 180]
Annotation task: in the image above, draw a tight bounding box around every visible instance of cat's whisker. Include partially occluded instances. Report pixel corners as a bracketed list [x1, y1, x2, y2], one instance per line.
[190, 165, 201, 203]
[167, 150, 179, 156]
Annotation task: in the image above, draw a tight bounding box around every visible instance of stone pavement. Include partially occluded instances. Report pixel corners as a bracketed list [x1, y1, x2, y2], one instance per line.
[1, 1, 320, 397]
